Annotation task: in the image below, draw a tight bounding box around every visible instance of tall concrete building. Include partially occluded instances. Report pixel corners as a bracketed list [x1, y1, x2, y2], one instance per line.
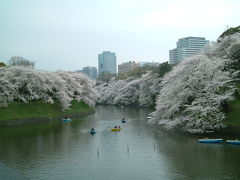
[80, 66, 97, 80]
[118, 61, 139, 74]
[169, 37, 210, 64]
[98, 51, 117, 75]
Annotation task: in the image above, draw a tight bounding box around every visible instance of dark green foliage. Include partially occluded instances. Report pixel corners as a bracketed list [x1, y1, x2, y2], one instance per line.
[218, 26, 240, 42]
[224, 99, 240, 127]
[224, 83, 240, 127]
[153, 62, 173, 77]
[0, 62, 6, 67]
[224, 43, 240, 78]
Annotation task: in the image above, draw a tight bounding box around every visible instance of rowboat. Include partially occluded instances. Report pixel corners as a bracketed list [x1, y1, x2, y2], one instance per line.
[111, 128, 122, 132]
[198, 138, 223, 143]
[226, 140, 240, 145]
[90, 130, 96, 135]
[62, 118, 72, 122]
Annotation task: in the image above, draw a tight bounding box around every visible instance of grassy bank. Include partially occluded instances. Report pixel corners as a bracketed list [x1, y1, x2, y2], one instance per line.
[224, 83, 240, 127]
[0, 101, 94, 121]
[225, 99, 240, 127]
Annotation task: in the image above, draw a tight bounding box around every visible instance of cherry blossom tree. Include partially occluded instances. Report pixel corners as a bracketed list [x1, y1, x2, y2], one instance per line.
[0, 66, 97, 110]
[151, 34, 240, 133]
[96, 33, 240, 133]
[96, 72, 162, 107]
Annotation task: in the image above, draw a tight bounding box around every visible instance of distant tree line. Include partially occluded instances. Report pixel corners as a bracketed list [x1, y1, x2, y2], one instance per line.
[0, 56, 35, 68]
[97, 61, 174, 83]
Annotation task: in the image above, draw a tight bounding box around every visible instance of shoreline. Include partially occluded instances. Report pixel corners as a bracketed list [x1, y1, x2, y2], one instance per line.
[0, 110, 95, 127]
[217, 126, 240, 135]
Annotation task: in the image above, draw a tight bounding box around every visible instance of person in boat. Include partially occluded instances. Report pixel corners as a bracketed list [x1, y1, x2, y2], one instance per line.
[118, 126, 121, 128]
[114, 125, 117, 128]
[90, 128, 96, 135]
[122, 118, 125, 121]
[64, 115, 70, 120]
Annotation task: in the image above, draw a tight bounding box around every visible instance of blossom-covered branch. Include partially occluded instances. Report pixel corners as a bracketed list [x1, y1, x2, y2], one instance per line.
[0, 67, 97, 110]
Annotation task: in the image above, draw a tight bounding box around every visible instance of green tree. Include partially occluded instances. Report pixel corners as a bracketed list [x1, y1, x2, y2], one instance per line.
[0, 62, 6, 67]
[218, 25, 240, 42]
[153, 61, 173, 77]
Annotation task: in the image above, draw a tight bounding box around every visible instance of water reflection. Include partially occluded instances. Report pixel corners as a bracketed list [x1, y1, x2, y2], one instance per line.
[151, 126, 240, 179]
[0, 105, 240, 180]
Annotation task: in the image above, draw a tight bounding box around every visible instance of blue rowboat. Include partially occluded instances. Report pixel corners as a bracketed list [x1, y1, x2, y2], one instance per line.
[62, 118, 72, 122]
[198, 138, 223, 143]
[226, 140, 240, 145]
[90, 130, 96, 135]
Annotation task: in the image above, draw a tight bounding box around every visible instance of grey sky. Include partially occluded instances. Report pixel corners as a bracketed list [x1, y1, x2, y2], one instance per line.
[0, 0, 239, 71]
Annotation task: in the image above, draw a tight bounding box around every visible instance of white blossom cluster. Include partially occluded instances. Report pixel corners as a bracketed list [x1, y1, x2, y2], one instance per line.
[96, 72, 162, 107]
[97, 34, 240, 133]
[0, 66, 97, 110]
[151, 34, 240, 133]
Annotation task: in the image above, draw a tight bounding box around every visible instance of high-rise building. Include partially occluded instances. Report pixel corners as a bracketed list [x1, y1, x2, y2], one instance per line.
[118, 61, 139, 74]
[169, 37, 210, 64]
[79, 66, 97, 80]
[98, 51, 117, 75]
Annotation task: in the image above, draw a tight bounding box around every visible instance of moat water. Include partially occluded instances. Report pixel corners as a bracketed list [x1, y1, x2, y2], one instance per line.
[0, 106, 240, 180]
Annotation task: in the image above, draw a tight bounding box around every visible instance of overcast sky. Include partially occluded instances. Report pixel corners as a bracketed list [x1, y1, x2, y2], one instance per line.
[0, 0, 239, 71]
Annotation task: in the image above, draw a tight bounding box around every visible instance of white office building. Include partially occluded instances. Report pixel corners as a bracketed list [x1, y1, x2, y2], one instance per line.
[98, 51, 117, 75]
[169, 37, 210, 64]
